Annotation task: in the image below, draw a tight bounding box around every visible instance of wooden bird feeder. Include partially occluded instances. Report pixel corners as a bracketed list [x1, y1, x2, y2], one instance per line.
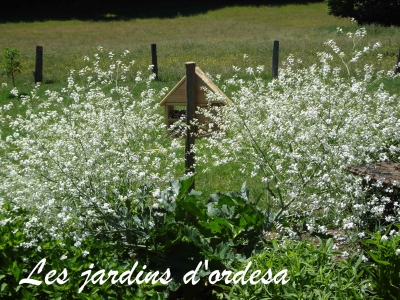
[159, 65, 232, 136]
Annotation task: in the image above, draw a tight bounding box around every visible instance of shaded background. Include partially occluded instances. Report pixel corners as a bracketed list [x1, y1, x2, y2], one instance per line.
[0, 0, 324, 22]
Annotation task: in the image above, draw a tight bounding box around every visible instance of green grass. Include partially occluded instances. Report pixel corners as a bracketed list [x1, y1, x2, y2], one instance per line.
[1, 2, 400, 199]
[2, 2, 397, 87]
[1, 3, 399, 93]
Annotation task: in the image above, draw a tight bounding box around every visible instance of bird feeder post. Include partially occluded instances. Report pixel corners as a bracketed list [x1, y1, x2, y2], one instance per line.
[185, 62, 196, 190]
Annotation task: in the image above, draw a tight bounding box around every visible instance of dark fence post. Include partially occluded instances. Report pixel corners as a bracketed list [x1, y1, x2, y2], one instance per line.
[34, 46, 43, 84]
[151, 44, 159, 80]
[272, 40, 279, 78]
[395, 47, 400, 74]
[185, 61, 196, 190]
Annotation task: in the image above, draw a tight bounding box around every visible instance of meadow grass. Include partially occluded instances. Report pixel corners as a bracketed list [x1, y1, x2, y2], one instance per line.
[3, 2, 398, 87]
[1, 2, 400, 202]
[1, 3, 399, 94]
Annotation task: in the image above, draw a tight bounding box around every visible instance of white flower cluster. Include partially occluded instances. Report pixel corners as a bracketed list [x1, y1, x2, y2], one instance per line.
[0, 50, 182, 246]
[196, 28, 400, 234]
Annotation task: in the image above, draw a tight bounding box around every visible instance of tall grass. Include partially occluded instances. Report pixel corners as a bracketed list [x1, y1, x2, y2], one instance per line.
[1, 3, 399, 94]
[2, 3, 397, 87]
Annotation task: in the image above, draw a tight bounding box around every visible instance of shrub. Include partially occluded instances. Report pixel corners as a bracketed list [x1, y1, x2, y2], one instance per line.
[2, 27, 400, 299]
[89, 176, 268, 299]
[0, 203, 146, 299]
[196, 27, 400, 236]
[3, 181, 398, 299]
[0, 48, 183, 248]
[1, 177, 270, 299]
[0, 48, 22, 88]
[326, 0, 400, 26]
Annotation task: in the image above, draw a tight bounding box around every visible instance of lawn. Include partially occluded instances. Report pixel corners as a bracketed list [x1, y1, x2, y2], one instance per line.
[1, 2, 398, 87]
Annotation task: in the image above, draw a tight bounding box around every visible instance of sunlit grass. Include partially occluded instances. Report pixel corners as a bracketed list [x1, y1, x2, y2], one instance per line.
[0, 3, 347, 84]
[1, 3, 399, 88]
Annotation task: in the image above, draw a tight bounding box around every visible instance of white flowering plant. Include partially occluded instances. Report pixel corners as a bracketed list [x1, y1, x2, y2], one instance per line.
[0, 203, 143, 299]
[194, 27, 400, 236]
[0, 48, 184, 248]
[1, 30, 399, 296]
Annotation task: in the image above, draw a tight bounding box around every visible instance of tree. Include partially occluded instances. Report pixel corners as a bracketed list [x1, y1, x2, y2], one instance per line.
[1, 48, 23, 88]
[326, 0, 400, 26]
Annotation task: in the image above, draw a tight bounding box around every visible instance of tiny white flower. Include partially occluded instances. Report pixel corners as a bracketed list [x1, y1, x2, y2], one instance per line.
[373, 42, 381, 49]
[10, 87, 18, 97]
[232, 65, 240, 72]
[362, 255, 368, 262]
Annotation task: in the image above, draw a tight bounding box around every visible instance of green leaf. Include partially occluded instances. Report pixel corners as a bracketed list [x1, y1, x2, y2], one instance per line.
[12, 261, 21, 281]
[1, 282, 7, 292]
[182, 197, 207, 221]
[368, 252, 391, 265]
[175, 176, 195, 201]
[199, 217, 232, 235]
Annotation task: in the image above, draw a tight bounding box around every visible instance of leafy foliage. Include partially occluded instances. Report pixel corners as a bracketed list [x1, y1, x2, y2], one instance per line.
[0, 48, 22, 88]
[0, 203, 168, 299]
[326, 0, 400, 26]
[223, 238, 370, 299]
[1, 182, 383, 299]
[1, 26, 400, 299]
[0, 177, 270, 299]
[361, 225, 400, 299]
[0, 49, 183, 247]
[196, 27, 400, 237]
[88, 176, 267, 298]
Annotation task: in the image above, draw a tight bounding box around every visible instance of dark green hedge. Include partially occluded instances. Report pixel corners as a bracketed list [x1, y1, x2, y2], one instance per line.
[326, 0, 400, 26]
[0, 0, 323, 22]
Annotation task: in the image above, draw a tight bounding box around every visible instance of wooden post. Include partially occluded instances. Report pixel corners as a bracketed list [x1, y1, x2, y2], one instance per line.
[185, 62, 196, 190]
[151, 44, 159, 80]
[34, 46, 43, 84]
[395, 47, 400, 74]
[272, 40, 279, 78]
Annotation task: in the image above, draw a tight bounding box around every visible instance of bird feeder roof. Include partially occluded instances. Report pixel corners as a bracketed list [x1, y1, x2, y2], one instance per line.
[159, 66, 233, 107]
